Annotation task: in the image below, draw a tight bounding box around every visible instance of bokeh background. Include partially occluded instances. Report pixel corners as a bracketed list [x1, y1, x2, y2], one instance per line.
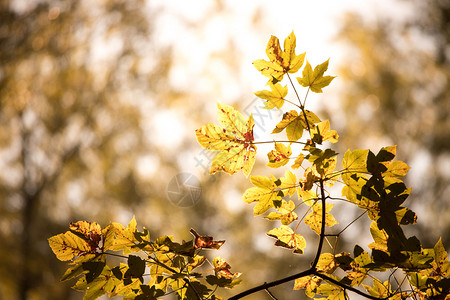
[0, 0, 448, 299]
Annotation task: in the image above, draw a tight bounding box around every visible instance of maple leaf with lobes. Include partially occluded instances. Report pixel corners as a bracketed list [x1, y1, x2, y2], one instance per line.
[195, 103, 256, 176]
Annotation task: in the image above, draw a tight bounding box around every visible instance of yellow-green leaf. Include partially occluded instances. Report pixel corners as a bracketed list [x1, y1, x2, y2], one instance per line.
[297, 59, 335, 93]
[271, 110, 307, 142]
[195, 103, 256, 177]
[254, 83, 288, 109]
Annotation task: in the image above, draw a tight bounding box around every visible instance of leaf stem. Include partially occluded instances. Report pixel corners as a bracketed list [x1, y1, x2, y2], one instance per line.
[286, 73, 313, 138]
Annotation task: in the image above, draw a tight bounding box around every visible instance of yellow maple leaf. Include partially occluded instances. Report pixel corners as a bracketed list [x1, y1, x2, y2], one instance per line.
[297, 59, 335, 93]
[196, 103, 256, 177]
[253, 31, 306, 83]
[305, 201, 338, 235]
[254, 83, 288, 109]
[48, 231, 92, 261]
[267, 225, 306, 254]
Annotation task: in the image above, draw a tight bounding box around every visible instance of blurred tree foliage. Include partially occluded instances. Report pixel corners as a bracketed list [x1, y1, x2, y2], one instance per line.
[0, 0, 175, 298]
[334, 0, 449, 246]
[0, 1, 291, 299]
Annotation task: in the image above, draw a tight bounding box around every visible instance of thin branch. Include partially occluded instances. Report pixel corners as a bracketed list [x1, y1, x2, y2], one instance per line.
[313, 273, 389, 300]
[336, 211, 368, 236]
[228, 269, 314, 300]
[251, 140, 307, 145]
[265, 288, 278, 300]
[311, 179, 327, 270]
[286, 73, 303, 107]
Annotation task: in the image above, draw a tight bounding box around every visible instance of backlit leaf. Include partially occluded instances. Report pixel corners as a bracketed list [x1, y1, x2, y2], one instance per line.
[296, 59, 335, 93]
[48, 231, 92, 261]
[267, 225, 306, 254]
[242, 175, 282, 215]
[316, 253, 337, 273]
[265, 200, 298, 225]
[190, 228, 225, 250]
[108, 217, 140, 254]
[292, 153, 305, 169]
[213, 257, 241, 280]
[304, 201, 338, 235]
[267, 143, 292, 168]
[253, 32, 305, 83]
[196, 103, 256, 176]
[279, 170, 298, 197]
[311, 120, 339, 144]
[254, 83, 288, 109]
[294, 275, 321, 297]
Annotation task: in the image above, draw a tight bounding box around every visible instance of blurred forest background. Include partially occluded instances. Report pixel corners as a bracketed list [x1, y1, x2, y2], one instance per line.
[0, 0, 448, 299]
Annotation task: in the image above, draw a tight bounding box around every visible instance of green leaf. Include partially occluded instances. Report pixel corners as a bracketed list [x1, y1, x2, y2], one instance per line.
[296, 59, 335, 93]
[267, 225, 306, 254]
[254, 83, 288, 109]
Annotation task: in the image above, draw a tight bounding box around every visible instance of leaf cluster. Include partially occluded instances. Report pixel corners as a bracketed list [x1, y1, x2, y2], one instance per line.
[48, 218, 240, 299]
[49, 31, 450, 300]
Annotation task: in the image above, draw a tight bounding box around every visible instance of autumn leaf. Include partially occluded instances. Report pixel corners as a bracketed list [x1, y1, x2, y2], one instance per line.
[242, 175, 283, 215]
[254, 83, 288, 109]
[316, 253, 337, 273]
[311, 120, 339, 144]
[304, 201, 338, 235]
[297, 59, 335, 93]
[267, 143, 292, 168]
[190, 228, 225, 250]
[292, 153, 305, 170]
[108, 217, 141, 254]
[279, 170, 298, 197]
[265, 200, 298, 225]
[48, 231, 92, 261]
[253, 31, 306, 83]
[271, 110, 304, 142]
[195, 103, 256, 177]
[212, 257, 241, 279]
[294, 275, 321, 297]
[267, 225, 306, 254]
